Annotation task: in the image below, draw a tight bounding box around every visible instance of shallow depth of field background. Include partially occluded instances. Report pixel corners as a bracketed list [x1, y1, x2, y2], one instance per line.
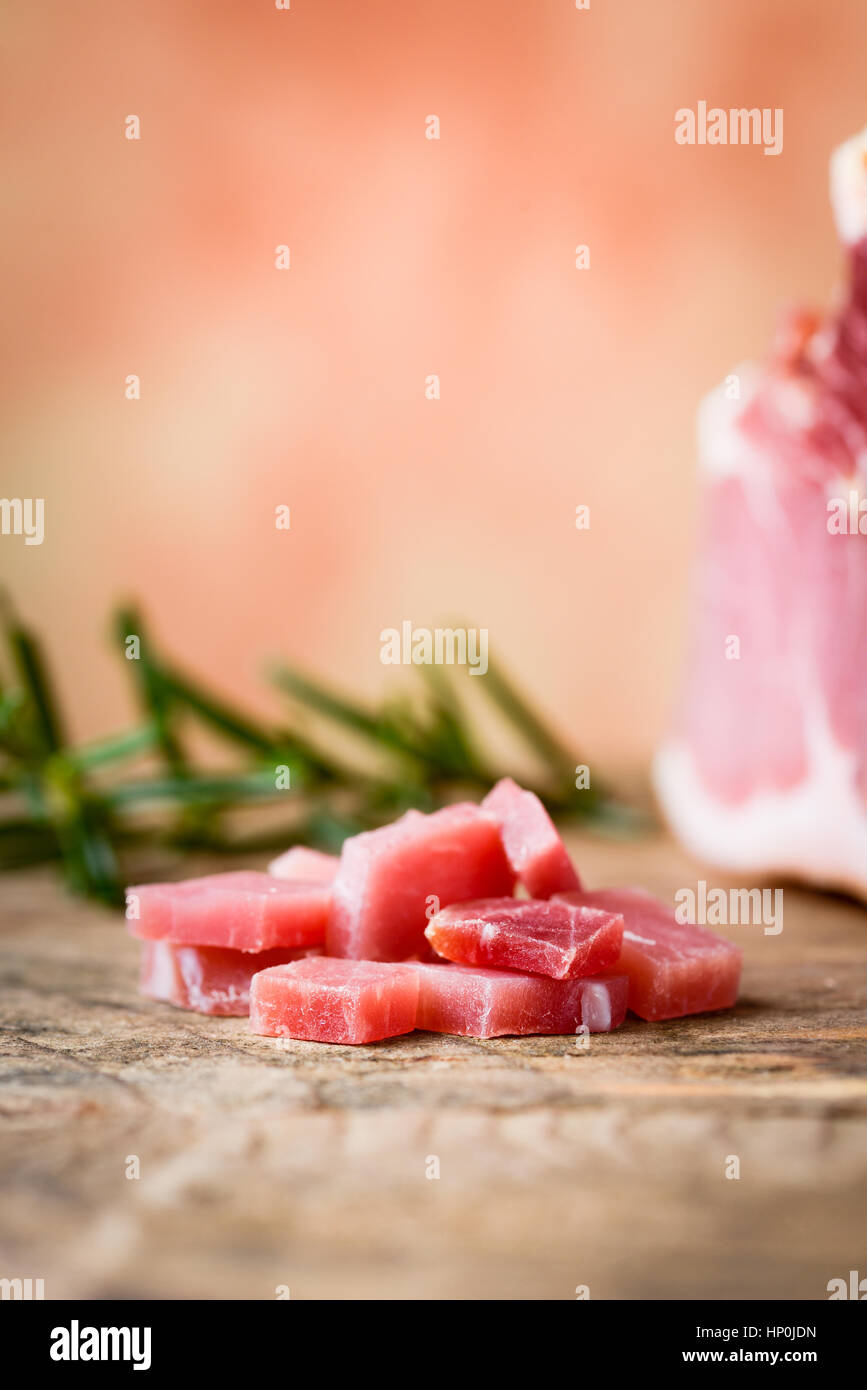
[4, 0, 867, 775]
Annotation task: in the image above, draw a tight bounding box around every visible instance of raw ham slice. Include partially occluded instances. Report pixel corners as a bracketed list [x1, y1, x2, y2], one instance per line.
[327, 803, 515, 961]
[482, 778, 581, 897]
[654, 127, 867, 900]
[405, 961, 628, 1038]
[267, 846, 339, 883]
[556, 887, 742, 1021]
[139, 939, 320, 1016]
[126, 870, 329, 952]
[249, 957, 419, 1044]
[424, 896, 623, 979]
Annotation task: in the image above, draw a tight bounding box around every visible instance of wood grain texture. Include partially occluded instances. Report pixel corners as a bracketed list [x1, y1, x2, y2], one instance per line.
[1, 832, 865, 1301]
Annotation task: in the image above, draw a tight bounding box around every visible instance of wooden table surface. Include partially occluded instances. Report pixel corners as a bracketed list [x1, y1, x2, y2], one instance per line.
[1, 831, 866, 1301]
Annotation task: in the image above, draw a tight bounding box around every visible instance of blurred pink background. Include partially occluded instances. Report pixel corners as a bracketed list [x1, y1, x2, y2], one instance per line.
[4, 0, 867, 775]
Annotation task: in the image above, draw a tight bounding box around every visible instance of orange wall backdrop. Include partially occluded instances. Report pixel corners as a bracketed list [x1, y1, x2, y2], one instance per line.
[3, 0, 867, 772]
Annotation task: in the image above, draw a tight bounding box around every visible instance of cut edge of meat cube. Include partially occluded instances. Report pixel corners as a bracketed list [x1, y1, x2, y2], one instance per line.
[404, 959, 628, 1038]
[482, 777, 581, 898]
[326, 803, 516, 961]
[267, 845, 340, 883]
[556, 886, 743, 1022]
[249, 957, 420, 1045]
[424, 895, 624, 980]
[138, 939, 322, 1016]
[125, 870, 331, 952]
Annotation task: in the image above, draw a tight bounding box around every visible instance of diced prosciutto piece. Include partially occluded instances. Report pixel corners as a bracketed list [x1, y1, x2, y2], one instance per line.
[654, 127, 867, 901]
[139, 939, 320, 1016]
[126, 870, 329, 952]
[249, 957, 419, 1044]
[327, 803, 515, 961]
[424, 896, 623, 980]
[556, 887, 742, 1021]
[405, 961, 627, 1038]
[481, 778, 581, 898]
[267, 846, 339, 883]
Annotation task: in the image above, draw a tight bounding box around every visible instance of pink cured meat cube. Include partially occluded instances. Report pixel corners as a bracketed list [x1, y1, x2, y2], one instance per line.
[425, 896, 624, 980]
[482, 778, 581, 898]
[327, 803, 516, 961]
[126, 870, 329, 952]
[267, 846, 339, 883]
[556, 887, 743, 1021]
[249, 957, 419, 1044]
[139, 939, 321, 1016]
[406, 961, 628, 1038]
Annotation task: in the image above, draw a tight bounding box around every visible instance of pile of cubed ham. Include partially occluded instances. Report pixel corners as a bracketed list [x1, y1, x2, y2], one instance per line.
[127, 779, 743, 1043]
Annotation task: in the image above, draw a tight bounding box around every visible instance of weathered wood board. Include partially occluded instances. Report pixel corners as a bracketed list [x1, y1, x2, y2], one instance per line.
[1, 832, 865, 1300]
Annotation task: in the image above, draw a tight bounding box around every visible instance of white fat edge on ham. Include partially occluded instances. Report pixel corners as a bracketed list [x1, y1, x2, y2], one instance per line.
[830, 124, 867, 247]
[581, 981, 611, 1032]
[654, 690, 867, 896]
[623, 930, 657, 946]
[696, 366, 762, 482]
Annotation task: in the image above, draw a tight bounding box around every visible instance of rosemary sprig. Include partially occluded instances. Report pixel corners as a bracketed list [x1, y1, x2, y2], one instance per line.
[113, 606, 186, 776]
[0, 596, 640, 904]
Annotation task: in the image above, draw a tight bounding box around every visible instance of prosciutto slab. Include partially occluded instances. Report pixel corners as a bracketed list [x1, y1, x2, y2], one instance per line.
[557, 887, 742, 1021]
[139, 939, 320, 1016]
[482, 777, 581, 898]
[654, 127, 867, 900]
[424, 896, 623, 980]
[327, 803, 515, 961]
[406, 960, 628, 1038]
[249, 957, 419, 1044]
[126, 870, 330, 952]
